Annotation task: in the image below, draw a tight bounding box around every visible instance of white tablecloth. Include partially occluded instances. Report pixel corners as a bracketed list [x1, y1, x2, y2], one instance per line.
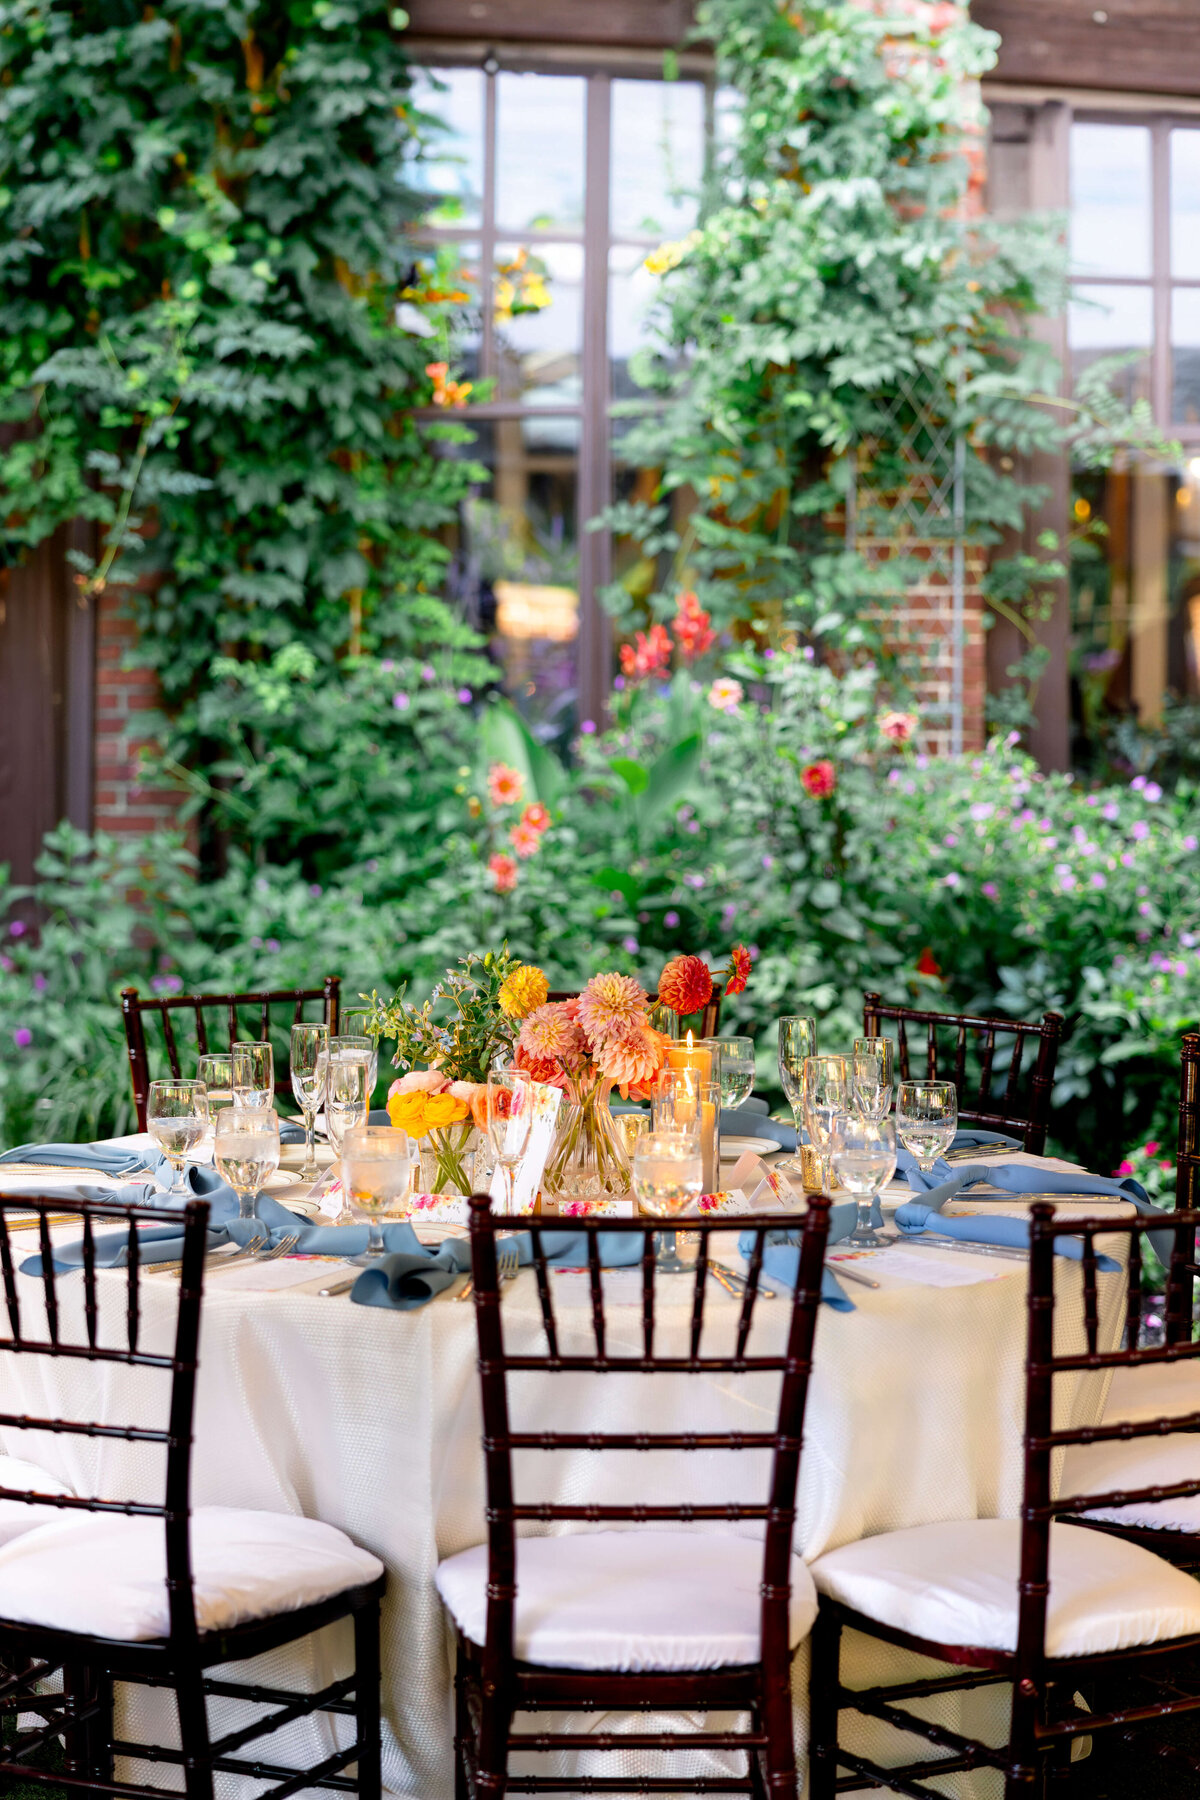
[0, 1141, 1132, 1800]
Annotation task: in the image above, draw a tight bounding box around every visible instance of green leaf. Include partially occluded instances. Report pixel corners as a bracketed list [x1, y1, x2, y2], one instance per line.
[610, 758, 649, 797]
[633, 734, 702, 843]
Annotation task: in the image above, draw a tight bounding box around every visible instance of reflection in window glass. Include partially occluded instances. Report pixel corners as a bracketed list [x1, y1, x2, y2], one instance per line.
[1171, 129, 1200, 280]
[1070, 123, 1151, 279]
[1173, 289, 1200, 426]
[493, 242, 583, 405]
[1069, 283, 1154, 405]
[403, 242, 482, 379]
[609, 244, 672, 400]
[408, 68, 484, 227]
[610, 80, 705, 239]
[442, 419, 582, 744]
[496, 74, 585, 233]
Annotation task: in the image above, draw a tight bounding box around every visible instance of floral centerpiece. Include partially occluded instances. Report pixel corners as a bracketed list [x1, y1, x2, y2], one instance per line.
[367, 948, 549, 1193]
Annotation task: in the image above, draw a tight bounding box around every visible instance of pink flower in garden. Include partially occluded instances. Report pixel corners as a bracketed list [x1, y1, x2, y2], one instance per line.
[981, 882, 998, 898]
[1115, 1161, 1134, 1177]
[577, 972, 650, 1043]
[707, 678, 743, 713]
[510, 821, 543, 859]
[800, 760, 836, 799]
[12, 1028, 31, 1048]
[488, 852, 519, 893]
[518, 1003, 587, 1069]
[1144, 1141, 1160, 1157]
[878, 710, 918, 744]
[488, 763, 525, 807]
[521, 802, 551, 834]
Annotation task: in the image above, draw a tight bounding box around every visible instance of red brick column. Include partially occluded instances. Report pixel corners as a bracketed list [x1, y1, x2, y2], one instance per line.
[93, 588, 182, 836]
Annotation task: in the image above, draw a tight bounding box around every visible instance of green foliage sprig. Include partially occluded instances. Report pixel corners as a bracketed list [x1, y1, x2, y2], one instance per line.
[366, 948, 523, 1084]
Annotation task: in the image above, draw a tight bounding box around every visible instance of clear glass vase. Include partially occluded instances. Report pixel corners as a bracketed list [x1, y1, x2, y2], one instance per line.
[542, 1078, 630, 1210]
[420, 1120, 482, 1196]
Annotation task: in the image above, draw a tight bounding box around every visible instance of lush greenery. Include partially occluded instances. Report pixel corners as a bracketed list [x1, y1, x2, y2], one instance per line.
[0, 0, 486, 869]
[3, 652, 1195, 1184]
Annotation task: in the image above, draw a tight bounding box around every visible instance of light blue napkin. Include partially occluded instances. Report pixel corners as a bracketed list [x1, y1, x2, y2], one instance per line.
[350, 1224, 647, 1309]
[737, 1202, 859, 1310]
[893, 1129, 1022, 1182]
[0, 1141, 167, 1181]
[894, 1157, 1164, 1264]
[891, 1200, 1121, 1267]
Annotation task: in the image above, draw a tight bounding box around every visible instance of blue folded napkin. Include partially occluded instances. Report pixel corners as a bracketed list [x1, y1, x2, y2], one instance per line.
[894, 1156, 1164, 1264]
[893, 1129, 1022, 1182]
[350, 1224, 648, 1309]
[0, 1141, 165, 1180]
[737, 1202, 859, 1310]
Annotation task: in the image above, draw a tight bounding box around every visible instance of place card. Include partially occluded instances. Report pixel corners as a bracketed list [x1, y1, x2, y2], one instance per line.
[830, 1246, 1017, 1288]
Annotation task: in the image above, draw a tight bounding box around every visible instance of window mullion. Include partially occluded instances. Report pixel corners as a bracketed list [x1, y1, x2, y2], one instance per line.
[481, 66, 498, 383]
[1152, 119, 1172, 426]
[578, 70, 613, 729]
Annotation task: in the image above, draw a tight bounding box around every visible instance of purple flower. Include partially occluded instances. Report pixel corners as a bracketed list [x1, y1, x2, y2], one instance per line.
[684, 872, 705, 889]
[686, 820, 700, 834]
[638, 912, 650, 924]
[1131, 820, 1150, 841]
[309, 883, 323, 898]
[381, 659, 395, 673]
[1144, 781, 1163, 803]
[621, 935, 639, 955]
[456, 688, 473, 704]
[613, 675, 626, 691]
[802, 646, 815, 662]
[1086, 795, 1099, 807]
[664, 910, 680, 928]
[1139, 901, 1152, 916]
[943, 872, 961, 889]
[0, 955, 11, 972]
[366, 859, 378, 873]
[1137, 929, 1151, 942]
[722, 903, 737, 926]
[1177, 960, 1189, 977]
[421, 663, 435, 682]
[981, 882, 998, 899]
[32, 973, 46, 992]
[9, 921, 25, 938]
[969, 802, 993, 823]
[1131, 775, 1146, 792]
[580, 719, 596, 735]
[761, 854, 774, 871]
[915, 754, 929, 771]
[1185, 836, 1198, 852]
[1120, 851, 1134, 867]
[748, 942, 761, 959]
[250, 936, 263, 949]
[1103, 802, 1119, 822]
[1090, 872, 1107, 889]
[887, 769, 901, 785]
[943, 833, 958, 848]
[266, 937, 280, 952]
[1137, 884, 1149, 897]
[12, 1027, 31, 1049]
[392, 692, 410, 711]
[1039, 819, 1053, 833]
[764, 647, 776, 660]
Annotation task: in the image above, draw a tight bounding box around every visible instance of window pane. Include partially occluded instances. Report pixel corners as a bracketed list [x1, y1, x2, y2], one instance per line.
[1070, 123, 1151, 279]
[610, 79, 705, 240]
[1069, 283, 1153, 406]
[1173, 289, 1200, 425]
[403, 242, 482, 380]
[496, 74, 585, 233]
[493, 242, 582, 404]
[409, 68, 484, 228]
[610, 244, 666, 400]
[1171, 129, 1200, 280]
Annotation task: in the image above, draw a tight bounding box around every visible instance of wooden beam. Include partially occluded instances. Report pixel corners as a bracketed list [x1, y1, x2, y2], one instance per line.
[401, 0, 695, 51]
[976, 1, 1200, 101]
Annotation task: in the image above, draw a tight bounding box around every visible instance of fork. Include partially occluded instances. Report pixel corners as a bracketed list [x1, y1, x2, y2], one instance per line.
[457, 1239, 520, 1302]
[709, 1259, 776, 1301]
[247, 1232, 299, 1266]
[150, 1231, 268, 1279]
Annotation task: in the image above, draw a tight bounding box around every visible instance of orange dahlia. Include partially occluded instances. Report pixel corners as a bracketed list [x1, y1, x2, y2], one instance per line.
[576, 972, 649, 1044]
[725, 943, 752, 996]
[656, 954, 714, 1017]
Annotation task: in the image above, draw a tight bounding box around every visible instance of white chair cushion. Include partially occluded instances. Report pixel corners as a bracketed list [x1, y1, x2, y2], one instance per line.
[1102, 1361, 1200, 1427]
[436, 1529, 818, 1671]
[0, 1505, 383, 1641]
[812, 1518, 1200, 1659]
[0, 1456, 75, 1547]
[1061, 1433, 1200, 1533]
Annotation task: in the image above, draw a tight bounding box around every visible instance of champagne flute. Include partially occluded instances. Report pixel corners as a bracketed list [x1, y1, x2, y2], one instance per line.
[232, 1040, 274, 1111]
[851, 1051, 890, 1124]
[831, 1117, 897, 1248]
[802, 1055, 850, 1194]
[777, 1016, 818, 1173]
[331, 1035, 376, 1106]
[486, 1069, 535, 1218]
[896, 1080, 958, 1174]
[710, 1036, 755, 1111]
[147, 1080, 208, 1194]
[214, 1107, 280, 1221]
[327, 1056, 369, 1156]
[342, 1125, 413, 1260]
[853, 1037, 894, 1119]
[196, 1054, 233, 1147]
[341, 1008, 381, 1091]
[290, 1022, 329, 1180]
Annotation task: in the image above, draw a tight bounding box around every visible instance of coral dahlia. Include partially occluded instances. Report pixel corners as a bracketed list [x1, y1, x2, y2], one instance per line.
[800, 760, 836, 799]
[576, 972, 650, 1044]
[518, 1002, 587, 1070]
[488, 852, 519, 893]
[657, 954, 714, 1017]
[487, 762, 525, 807]
[597, 1024, 669, 1093]
[725, 943, 752, 996]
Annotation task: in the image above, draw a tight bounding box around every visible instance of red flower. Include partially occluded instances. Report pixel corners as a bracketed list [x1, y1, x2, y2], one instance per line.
[725, 943, 752, 996]
[800, 760, 836, 799]
[916, 948, 942, 978]
[674, 589, 715, 661]
[522, 801, 551, 834]
[488, 852, 519, 893]
[618, 622, 672, 681]
[657, 954, 714, 1016]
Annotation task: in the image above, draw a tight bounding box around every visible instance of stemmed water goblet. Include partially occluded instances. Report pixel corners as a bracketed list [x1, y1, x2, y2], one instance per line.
[710, 1036, 756, 1111]
[777, 1016, 817, 1174]
[486, 1068, 535, 1218]
[631, 1131, 704, 1237]
[290, 1022, 329, 1180]
[232, 1041, 274, 1111]
[214, 1107, 280, 1220]
[831, 1117, 897, 1248]
[147, 1079, 209, 1195]
[896, 1080, 958, 1174]
[340, 1009, 381, 1094]
[802, 1055, 850, 1194]
[327, 1057, 369, 1156]
[851, 1038, 894, 1122]
[330, 1035, 376, 1107]
[341, 1125, 413, 1260]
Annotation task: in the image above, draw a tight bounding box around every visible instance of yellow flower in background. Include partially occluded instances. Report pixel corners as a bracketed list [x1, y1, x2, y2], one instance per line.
[387, 1089, 470, 1138]
[494, 275, 515, 323]
[498, 964, 549, 1021]
[644, 229, 703, 277]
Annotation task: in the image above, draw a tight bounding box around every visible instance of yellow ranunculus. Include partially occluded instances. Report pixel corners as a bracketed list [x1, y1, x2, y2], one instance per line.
[422, 1092, 471, 1130]
[498, 963, 549, 1020]
[386, 1091, 434, 1137]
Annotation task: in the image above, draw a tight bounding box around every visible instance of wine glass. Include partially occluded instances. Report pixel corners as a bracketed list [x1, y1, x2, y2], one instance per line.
[330, 1035, 376, 1106]
[631, 1132, 704, 1219]
[336, 1020, 379, 1097]
[147, 1080, 208, 1194]
[802, 1055, 850, 1194]
[214, 1107, 280, 1220]
[853, 1038, 894, 1120]
[711, 1036, 755, 1110]
[290, 1022, 329, 1180]
[341, 1125, 413, 1260]
[831, 1117, 897, 1248]
[327, 1056, 369, 1156]
[232, 1040, 274, 1111]
[896, 1080, 958, 1174]
[777, 1016, 818, 1174]
[196, 1053, 233, 1147]
[486, 1069, 535, 1218]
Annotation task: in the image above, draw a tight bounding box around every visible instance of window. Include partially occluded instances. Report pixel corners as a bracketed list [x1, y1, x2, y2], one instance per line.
[408, 62, 710, 744]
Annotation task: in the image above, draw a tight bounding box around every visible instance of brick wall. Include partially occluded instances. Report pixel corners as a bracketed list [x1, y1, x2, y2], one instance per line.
[93, 588, 181, 836]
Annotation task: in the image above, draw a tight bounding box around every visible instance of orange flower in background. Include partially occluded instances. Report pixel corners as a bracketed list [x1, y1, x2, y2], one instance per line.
[800, 760, 836, 799]
[488, 852, 519, 893]
[657, 954, 715, 1017]
[425, 360, 472, 408]
[619, 622, 672, 681]
[674, 589, 716, 661]
[510, 820, 542, 859]
[521, 801, 551, 834]
[916, 948, 942, 978]
[487, 762, 525, 807]
[725, 944, 752, 996]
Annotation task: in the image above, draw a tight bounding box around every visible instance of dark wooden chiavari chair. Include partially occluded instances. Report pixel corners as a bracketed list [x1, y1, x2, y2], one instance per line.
[546, 989, 722, 1039]
[808, 1203, 1200, 1799]
[120, 976, 342, 1130]
[438, 1193, 832, 1799]
[0, 1192, 384, 1800]
[862, 991, 1064, 1154]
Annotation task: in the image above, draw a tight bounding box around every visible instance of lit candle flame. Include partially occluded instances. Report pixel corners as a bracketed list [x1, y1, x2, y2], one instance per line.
[686, 1028, 694, 1052]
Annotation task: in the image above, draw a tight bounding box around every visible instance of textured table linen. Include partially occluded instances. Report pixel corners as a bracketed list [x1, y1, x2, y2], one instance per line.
[0, 1149, 1130, 1800]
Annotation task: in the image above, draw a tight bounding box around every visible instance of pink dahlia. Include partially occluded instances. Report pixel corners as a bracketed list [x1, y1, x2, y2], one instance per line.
[597, 1024, 669, 1094]
[510, 820, 542, 859]
[488, 852, 519, 893]
[577, 971, 650, 1044]
[487, 762, 525, 807]
[878, 710, 918, 745]
[518, 1002, 587, 1070]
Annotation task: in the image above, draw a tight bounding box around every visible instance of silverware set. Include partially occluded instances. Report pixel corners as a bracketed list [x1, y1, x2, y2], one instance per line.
[150, 1232, 298, 1279]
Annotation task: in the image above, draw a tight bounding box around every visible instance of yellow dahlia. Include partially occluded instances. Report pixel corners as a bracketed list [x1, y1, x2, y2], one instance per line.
[498, 963, 549, 1020]
[577, 971, 649, 1044]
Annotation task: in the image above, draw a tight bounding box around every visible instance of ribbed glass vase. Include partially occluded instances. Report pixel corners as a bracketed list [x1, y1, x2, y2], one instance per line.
[541, 1077, 630, 1208]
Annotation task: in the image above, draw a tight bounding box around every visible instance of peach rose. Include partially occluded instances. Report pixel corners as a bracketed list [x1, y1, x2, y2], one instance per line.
[389, 1069, 449, 1096]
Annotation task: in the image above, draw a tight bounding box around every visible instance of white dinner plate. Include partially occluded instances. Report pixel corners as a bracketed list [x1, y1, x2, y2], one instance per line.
[720, 1135, 785, 1159]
